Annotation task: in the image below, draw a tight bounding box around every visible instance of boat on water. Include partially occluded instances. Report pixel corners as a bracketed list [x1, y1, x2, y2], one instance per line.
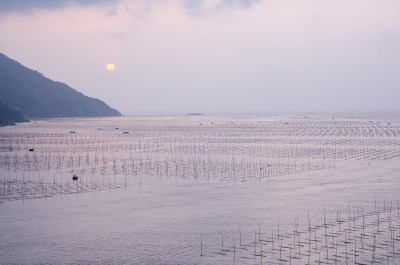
[72, 175, 78, 180]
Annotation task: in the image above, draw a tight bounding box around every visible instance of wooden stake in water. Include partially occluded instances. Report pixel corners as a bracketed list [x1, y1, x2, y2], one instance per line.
[200, 233, 203, 257]
[239, 224, 242, 247]
[233, 232, 235, 262]
[254, 230, 257, 259]
[221, 228, 224, 253]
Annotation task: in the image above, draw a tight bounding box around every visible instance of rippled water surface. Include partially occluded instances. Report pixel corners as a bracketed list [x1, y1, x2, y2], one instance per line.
[1, 115, 400, 264]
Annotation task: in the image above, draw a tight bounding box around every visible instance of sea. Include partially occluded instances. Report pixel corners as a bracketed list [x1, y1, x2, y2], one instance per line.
[1, 115, 400, 264]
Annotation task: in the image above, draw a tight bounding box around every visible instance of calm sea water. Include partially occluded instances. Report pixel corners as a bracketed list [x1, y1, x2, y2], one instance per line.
[1, 116, 400, 264]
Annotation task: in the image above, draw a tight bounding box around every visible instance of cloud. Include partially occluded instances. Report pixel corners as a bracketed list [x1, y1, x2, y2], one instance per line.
[1, 0, 261, 14]
[182, 0, 261, 16]
[0, 0, 120, 13]
[219, 0, 261, 8]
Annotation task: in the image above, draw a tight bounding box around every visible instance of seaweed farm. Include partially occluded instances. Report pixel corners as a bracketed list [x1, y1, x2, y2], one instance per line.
[200, 199, 400, 264]
[1, 115, 400, 264]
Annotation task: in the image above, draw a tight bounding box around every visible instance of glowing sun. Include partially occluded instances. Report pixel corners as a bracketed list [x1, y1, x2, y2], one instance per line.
[106, 63, 115, 71]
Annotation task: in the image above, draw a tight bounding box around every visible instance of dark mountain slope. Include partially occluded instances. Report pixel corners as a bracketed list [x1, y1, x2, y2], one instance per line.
[0, 53, 121, 118]
[0, 101, 27, 126]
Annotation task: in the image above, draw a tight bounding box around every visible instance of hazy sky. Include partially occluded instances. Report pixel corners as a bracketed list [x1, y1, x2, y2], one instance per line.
[1, 0, 399, 115]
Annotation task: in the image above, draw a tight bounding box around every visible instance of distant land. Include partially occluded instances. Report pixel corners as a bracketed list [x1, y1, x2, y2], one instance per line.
[0, 52, 121, 126]
[185, 113, 205, 116]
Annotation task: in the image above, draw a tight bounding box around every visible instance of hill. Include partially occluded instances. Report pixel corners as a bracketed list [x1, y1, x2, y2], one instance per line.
[0, 101, 28, 126]
[0, 53, 121, 119]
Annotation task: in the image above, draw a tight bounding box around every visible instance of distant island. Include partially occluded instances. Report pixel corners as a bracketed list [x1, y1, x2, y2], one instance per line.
[0, 53, 121, 126]
[185, 113, 205, 116]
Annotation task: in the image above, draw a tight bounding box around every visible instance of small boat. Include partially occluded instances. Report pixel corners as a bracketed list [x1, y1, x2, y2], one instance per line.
[72, 175, 78, 180]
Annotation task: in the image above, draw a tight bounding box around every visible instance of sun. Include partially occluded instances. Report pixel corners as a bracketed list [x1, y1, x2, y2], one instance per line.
[106, 63, 115, 71]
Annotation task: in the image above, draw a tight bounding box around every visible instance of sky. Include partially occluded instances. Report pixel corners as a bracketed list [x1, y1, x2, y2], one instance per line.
[0, 0, 399, 115]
